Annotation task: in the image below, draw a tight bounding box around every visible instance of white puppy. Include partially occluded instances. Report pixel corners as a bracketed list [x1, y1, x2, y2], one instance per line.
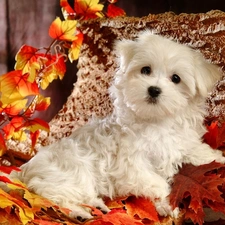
[12, 31, 225, 219]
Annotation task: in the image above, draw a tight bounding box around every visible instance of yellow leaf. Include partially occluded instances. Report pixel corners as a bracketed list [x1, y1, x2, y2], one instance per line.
[49, 17, 77, 41]
[40, 72, 58, 89]
[24, 191, 55, 211]
[1, 99, 28, 116]
[40, 54, 66, 89]
[0, 71, 39, 104]
[75, 0, 104, 20]
[0, 188, 34, 225]
[15, 45, 42, 83]
[68, 30, 84, 62]
[20, 118, 49, 133]
[12, 130, 27, 142]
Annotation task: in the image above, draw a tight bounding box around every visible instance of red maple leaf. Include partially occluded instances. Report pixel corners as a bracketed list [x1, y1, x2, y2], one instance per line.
[170, 162, 225, 225]
[106, 4, 126, 18]
[204, 121, 225, 149]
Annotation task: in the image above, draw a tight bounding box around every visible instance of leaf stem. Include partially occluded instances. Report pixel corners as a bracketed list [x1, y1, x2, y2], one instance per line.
[44, 39, 58, 56]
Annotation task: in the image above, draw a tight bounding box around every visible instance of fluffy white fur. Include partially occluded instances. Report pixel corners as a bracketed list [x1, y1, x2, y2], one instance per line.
[11, 31, 225, 219]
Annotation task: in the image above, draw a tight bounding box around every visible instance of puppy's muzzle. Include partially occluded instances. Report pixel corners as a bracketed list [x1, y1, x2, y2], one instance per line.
[148, 86, 162, 98]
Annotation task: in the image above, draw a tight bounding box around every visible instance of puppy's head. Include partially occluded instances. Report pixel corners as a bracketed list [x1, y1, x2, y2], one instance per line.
[113, 31, 221, 120]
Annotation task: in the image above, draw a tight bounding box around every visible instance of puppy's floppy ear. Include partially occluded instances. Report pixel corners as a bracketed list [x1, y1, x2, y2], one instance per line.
[194, 52, 221, 97]
[114, 39, 135, 72]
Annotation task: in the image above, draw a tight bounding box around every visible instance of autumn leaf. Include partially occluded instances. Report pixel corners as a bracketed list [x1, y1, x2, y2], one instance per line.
[49, 17, 77, 42]
[75, 0, 104, 20]
[0, 178, 72, 225]
[0, 188, 34, 225]
[106, 4, 126, 18]
[88, 208, 143, 225]
[0, 166, 20, 174]
[0, 70, 39, 104]
[104, 197, 126, 209]
[40, 54, 66, 89]
[15, 45, 41, 82]
[24, 190, 55, 212]
[15, 117, 49, 150]
[68, 30, 84, 62]
[19, 117, 49, 152]
[2, 116, 26, 141]
[0, 99, 28, 116]
[0, 209, 22, 225]
[34, 95, 51, 111]
[125, 196, 159, 222]
[204, 121, 225, 149]
[60, 0, 76, 20]
[17, 118, 49, 134]
[170, 162, 225, 225]
[24, 95, 51, 117]
[29, 131, 40, 152]
[0, 176, 26, 190]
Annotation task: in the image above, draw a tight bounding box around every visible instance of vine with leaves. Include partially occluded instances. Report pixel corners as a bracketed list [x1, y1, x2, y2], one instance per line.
[0, 0, 125, 164]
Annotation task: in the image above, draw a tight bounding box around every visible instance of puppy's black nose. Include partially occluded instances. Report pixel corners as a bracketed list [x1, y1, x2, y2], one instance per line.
[148, 86, 162, 98]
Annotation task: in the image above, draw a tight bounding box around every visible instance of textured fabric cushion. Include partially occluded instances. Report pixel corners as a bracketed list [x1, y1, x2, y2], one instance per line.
[39, 10, 225, 146]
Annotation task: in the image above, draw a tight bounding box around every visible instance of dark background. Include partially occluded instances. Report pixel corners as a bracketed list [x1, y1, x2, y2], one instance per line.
[117, 0, 225, 16]
[1, 0, 225, 121]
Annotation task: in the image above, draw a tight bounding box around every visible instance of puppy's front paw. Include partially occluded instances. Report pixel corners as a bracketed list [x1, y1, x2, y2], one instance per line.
[154, 198, 179, 218]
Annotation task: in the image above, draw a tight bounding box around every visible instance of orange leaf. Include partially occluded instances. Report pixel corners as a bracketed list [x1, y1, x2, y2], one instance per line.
[88, 209, 143, 225]
[0, 70, 39, 104]
[49, 17, 77, 41]
[125, 196, 159, 222]
[0, 99, 28, 116]
[68, 30, 84, 62]
[75, 0, 104, 20]
[106, 4, 126, 18]
[0, 209, 22, 225]
[15, 45, 42, 82]
[60, 0, 76, 20]
[2, 116, 24, 140]
[105, 197, 126, 209]
[17, 118, 49, 134]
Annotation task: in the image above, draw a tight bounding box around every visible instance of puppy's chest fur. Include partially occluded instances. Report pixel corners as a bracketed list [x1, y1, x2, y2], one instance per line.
[116, 123, 184, 177]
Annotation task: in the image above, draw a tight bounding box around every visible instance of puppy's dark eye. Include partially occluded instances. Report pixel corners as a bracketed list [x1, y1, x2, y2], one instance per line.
[171, 74, 181, 84]
[141, 66, 151, 75]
